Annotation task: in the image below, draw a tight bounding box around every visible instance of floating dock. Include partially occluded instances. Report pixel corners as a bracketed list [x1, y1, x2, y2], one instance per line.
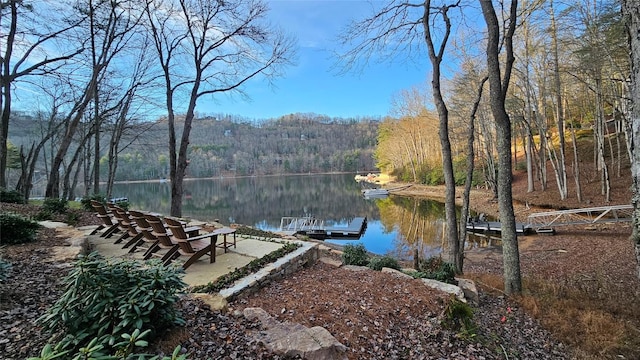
[280, 216, 367, 240]
[466, 221, 531, 235]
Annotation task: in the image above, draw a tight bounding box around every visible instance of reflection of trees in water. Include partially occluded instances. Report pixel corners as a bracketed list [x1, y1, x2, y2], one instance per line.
[376, 197, 499, 261]
[109, 174, 380, 227]
[378, 197, 449, 261]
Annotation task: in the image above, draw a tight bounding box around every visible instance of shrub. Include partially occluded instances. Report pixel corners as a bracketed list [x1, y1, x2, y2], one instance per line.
[109, 200, 130, 211]
[0, 213, 40, 245]
[411, 256, 457, 285]
[342, 243, 369, 266]
[42, 197, 68, 214]
[0, 189, 25, 204]
[30, 330, 188, 360]
[65, 210, 82, 226]
[442, 297, 476, 337]
[426, 167, 444, 185]
[80, 193, 106, 211]
[38, 252, 187, 354]
[32, 210, 53, 221]
[367, 255, 401, 271]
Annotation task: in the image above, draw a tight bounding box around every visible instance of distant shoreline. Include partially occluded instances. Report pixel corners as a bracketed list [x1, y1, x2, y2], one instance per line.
[110, 171, 381, 185]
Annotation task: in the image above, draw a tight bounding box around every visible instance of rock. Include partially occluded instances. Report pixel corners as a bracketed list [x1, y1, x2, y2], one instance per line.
[244, 307, 348, 360]
[455, 278, 479, 304]
[191, 293, 228, 311]
[67, 236, 90, 254]
[45, 246, 84, 263]
[318, 257, 342, 268]
[342, 265, 369, 271]
[381, 267, 413, 279]
[38, 221, 70, 229]
[420, 279, 466, 303]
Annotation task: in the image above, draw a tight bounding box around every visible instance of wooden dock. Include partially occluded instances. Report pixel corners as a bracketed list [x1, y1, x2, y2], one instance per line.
[324, 217, 368, 238]
[466, 221, 531, 235]
[280, 216, 367, 239]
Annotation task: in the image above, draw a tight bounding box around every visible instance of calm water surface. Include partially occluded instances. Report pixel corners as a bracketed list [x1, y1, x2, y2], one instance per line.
[107, 174, 481, 260]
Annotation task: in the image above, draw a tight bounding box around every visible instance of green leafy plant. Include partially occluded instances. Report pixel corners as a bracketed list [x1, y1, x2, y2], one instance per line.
[409, 256, 456, 284]
[38, 252, 187, 354]
[42, 197, 69, 214]
[65, 210, 82, 226]
[29, 330, 188, 360]
[114, 200, 130, 211]
[0, 188, 25, 204]
[0, 212, 40, 244]
[341, 243, 370, 266]
[367, 255, 400, 271]
[442, 297, 476, 337]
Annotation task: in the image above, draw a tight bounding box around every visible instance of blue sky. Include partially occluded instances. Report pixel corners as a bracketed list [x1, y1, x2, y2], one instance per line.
[199, 0, 430, 120]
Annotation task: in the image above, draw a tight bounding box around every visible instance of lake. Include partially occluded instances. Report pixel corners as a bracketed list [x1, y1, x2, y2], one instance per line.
[107, 173, 483, 261]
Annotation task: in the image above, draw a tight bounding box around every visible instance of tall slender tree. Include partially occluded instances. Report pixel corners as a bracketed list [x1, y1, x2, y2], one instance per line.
[622, 0, 640, 278]
[479, 0, 522, 294]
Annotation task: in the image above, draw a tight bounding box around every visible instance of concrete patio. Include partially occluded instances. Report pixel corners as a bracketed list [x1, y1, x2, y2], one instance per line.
[88, 229, 293, 287]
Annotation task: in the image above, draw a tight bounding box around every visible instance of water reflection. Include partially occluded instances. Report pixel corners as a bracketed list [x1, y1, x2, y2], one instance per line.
[102, 174, 494, 261]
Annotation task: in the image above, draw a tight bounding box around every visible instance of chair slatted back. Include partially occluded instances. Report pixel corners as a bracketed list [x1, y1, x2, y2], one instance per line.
[129, 210, 155, 240]
[91, 200, 114, 225]
[112, 206, 138, 236]
[164, 217, 195, 253]
[144, 214, 174, 248]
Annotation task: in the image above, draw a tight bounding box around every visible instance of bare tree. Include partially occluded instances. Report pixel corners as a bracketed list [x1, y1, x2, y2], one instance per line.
[340, 0, 466, 271]
[479, 0, 522, 294]
[549, 0, 568, 200]
[0, 0, 84, 188]
[15, 91, 68, 202]
[144, 0, 294, 217]
[44, 0, 142, 198]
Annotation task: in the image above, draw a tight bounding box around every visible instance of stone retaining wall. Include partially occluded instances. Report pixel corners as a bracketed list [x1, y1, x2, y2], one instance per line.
[219, 242, 319, 301]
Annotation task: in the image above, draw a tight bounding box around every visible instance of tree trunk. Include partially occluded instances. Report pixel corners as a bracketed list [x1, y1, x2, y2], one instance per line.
[45, 76, 98, 198]
[479, 0, 522, 294]
[622, 0, 640, 279]
[570, 124, 583, 202]
[595, 76, 611, 201]
[550, 0, 568, 200]
[422, 1, 460, 272]
[458, 76, 487, 270]
[522, 16, 535, 193]
[170, 73, 201, 217]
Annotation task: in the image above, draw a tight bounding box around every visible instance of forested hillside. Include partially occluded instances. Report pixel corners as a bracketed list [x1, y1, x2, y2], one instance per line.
[9, 113, 380, 183]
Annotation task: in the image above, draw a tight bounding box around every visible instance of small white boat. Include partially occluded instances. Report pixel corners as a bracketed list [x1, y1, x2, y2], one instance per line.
[361, 188, 389, 198]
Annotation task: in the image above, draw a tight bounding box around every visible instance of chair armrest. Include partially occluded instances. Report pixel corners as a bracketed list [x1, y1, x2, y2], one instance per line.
[185, 232, 218, 242]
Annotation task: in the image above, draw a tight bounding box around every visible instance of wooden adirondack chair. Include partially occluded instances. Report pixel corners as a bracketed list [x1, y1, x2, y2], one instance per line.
[142, 214, 182, 264]
[164, 217, 218, 269]
[90, 200, 120, 238]
[109, 205, 144, 248]
[127, 210, 161, 257]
